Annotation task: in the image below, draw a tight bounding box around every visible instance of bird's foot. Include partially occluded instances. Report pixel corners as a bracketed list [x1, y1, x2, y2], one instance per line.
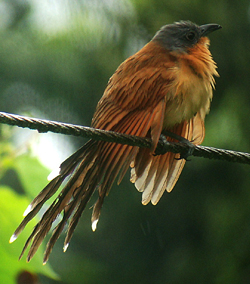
[161, 130, 195, 161]
[153, 134, 171, 156]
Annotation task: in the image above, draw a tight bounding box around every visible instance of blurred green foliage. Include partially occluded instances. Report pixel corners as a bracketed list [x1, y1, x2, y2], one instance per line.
[0, 127, 58, 283]
[1, 0, 250, 283]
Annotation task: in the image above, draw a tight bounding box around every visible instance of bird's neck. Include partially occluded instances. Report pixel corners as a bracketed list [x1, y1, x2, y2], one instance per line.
[172, 37, 219, 86]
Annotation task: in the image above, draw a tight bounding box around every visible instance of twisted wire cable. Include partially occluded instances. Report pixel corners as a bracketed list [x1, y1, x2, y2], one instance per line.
[0, 111, 250, 165]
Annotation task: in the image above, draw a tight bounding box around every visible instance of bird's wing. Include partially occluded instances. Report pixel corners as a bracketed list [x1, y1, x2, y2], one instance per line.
[89, 50, 173, 221]
[92, 41, 173, 148]
[131, 110, 205, 205]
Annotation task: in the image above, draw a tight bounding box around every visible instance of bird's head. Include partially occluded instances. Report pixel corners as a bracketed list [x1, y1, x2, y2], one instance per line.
[152, 21, 221, 53]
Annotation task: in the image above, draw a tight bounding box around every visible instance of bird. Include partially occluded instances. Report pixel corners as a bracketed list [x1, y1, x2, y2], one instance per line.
[10, 20, 221, 264]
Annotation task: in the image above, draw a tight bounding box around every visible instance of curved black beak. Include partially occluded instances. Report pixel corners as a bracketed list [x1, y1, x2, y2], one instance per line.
[199, 23, 222, 37]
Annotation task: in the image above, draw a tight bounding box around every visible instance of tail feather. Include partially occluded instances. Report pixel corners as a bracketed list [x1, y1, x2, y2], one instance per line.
[22, 141, 96, 218]
[11, 99, 167, 262]
[11, 141, 99, 261]
[131, 147, 152, 179]
[117, 115, 154, 184]
[89, 113, 153, 225]
[44, 181, 95, 263]
[132, 113, 204, 206]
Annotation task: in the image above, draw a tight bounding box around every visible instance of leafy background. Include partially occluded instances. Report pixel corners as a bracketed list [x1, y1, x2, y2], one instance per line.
[1, 0, 250, 283]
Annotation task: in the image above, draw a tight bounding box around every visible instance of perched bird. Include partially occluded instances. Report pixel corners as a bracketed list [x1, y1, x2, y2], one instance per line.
[10, 21, 221, 263]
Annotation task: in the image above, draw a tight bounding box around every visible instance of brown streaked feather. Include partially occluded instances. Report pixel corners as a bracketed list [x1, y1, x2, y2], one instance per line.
[131, 113, 204, 205]
[90, 99, 167, 225]
[192, 111, 205, 144]
[92, 42, 174, 129]
[90, 109, 153, 190]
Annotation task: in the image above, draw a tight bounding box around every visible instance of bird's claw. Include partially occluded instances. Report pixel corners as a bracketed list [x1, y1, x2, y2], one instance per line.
[154, 134, 170, 156]
[176, 144, 195, 161]
[161, 130, 195, 161]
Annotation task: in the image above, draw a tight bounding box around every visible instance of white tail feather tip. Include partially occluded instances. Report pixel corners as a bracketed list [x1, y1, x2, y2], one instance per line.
[63, 243, 69, 252]
[9, 234, 17, 243]
[23, 204, 32, 217]
[47, 167, 60, 181]
[92, 219, 98, 232]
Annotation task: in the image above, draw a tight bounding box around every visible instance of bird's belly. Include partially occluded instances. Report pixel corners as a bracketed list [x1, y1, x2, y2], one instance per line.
[163, 75, 212, 129]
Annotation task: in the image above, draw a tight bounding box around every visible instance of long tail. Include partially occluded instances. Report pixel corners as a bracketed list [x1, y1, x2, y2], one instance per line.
[10, 109, 154, 263]
[9, 140, 94, 262]
[10, 137, 137, 264]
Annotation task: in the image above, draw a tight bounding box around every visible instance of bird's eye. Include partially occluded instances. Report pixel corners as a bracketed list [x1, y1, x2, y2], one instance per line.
[186, 31, 196, 41]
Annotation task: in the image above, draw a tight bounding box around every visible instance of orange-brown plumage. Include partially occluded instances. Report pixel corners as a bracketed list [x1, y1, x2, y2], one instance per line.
[10, 21, 221, 263]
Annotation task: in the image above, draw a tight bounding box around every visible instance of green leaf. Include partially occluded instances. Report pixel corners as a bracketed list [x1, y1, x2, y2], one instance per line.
[0, 186, 59, 284]
[13, 155, 50, 198]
